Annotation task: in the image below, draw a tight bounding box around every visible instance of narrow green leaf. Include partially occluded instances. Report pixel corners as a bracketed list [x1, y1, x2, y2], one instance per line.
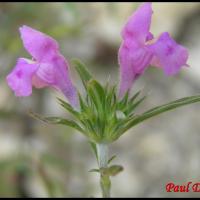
[87, 80, 105, 121]
[72, 58, 93, 89]
[89, 168, 100, 173]
[87, 83, 100, 110]
[129, 90, 141, 102]
[78, 92, 88, 112]
[122, 95, 200, 134]
[29, 111, 86, 135]
[106, 86, 116, 105]
[108, 155, 117, 164]
[105, 86, 116, 116]
[118, 91, 129, 108]
[124, 95, 146, 115]
[57, 98, 80, 118]
[88, 79, 105, 103]
[89, 141, 98, 161]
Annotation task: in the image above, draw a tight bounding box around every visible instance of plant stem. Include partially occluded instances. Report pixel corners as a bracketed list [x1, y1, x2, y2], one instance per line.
[96, 143, 111, 198]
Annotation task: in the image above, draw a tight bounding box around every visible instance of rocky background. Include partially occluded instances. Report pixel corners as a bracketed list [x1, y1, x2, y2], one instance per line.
[0, 2, 200, 197]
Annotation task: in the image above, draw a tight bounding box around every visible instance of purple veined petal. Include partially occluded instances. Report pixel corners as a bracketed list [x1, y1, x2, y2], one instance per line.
[7, 25, 79, 108]
[50, 54, 79, 108]
[118, 2, 153, 97]
[118, 44, 136, 97]
[121, 2, 153, 44]
[33, 53, 79, 108]
[118, 40, 153, 97]
[35, 62, 56, 85]
[19, 25, 59, 62]
[6, 58, 38, 96]
[129, 44, 153, 73]
[148, 32, 189, 76]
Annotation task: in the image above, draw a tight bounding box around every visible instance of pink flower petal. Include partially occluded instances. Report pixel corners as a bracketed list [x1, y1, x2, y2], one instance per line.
[34, 54, 79, 107]
[50, 54, 79, 108]
[6, 58, 38, 96]
[19, 25, 59, 62]
[19, 26, 79, 108]
[148, 32, 189, 75]
[118, 43, 136, 97]
[118, 40, 153, 97]
[118, 3, 154, 97]
[118, 3, 189, 97]
[121, 3, 153, 44]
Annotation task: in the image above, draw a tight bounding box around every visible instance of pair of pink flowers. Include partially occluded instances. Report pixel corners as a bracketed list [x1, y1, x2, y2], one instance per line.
[7, 3, 189, 108]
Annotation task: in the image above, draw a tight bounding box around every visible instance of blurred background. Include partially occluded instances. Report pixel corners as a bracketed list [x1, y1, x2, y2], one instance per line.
[0, 2, 200, 197]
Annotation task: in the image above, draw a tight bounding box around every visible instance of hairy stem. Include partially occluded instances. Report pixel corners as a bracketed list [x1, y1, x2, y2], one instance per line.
[96, 143, 111, 198]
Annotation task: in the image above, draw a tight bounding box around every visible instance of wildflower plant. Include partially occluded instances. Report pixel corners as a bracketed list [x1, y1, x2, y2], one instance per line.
[6, 3, 200, 197]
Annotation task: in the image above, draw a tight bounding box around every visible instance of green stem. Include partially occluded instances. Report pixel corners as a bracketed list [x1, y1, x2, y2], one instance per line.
[96, 143, 111, 198]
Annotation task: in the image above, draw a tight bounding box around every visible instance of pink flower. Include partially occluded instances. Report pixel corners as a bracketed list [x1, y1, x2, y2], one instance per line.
[6, 25, 78, 108]
[118, 3, 189, 97]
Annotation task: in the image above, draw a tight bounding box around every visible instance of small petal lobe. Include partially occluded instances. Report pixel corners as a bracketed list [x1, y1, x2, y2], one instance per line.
[122, 3, 153, 44]
[148, 32, 189, 75]
[19, 25, 59, 61]
[6, 58, 38, 96]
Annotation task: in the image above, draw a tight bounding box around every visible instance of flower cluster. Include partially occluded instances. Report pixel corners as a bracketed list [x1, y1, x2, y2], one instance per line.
[7, 3, 188, 108]
[118, 3, 188, 96]
[6, 25, 78, 107]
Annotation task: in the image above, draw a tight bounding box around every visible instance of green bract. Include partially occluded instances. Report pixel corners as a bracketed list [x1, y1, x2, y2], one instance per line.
[30, 59, 200, 144]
